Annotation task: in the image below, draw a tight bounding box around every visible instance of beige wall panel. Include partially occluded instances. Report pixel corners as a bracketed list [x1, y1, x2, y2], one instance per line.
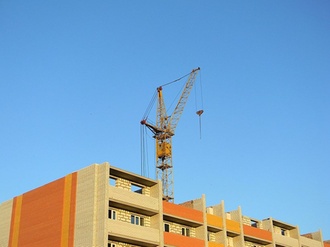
[213, 202, 225, 217]
[108, 219, 160, 245]
[300, 236, 323, 247]
[74, 163, 108, 247]
[149, 182, 161, 198]
[109, 186, 159, 212]
[74, 164, 98, 246]
[261, 219, 273, 232]
[274, 234, 299, 247]
[233, 235, 243, 247]
[0, 199, 13, 247]
[228, 209, 241, 222]
[94, 163, 109, 246]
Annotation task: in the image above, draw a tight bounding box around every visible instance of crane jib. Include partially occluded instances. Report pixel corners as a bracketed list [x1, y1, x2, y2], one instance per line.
[140, 67, 202, 202]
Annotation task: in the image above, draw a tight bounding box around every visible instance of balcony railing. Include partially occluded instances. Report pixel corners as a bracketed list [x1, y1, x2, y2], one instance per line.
[207, 213, 223, 230]
[226, 219, 241, 234]
[274, 233, 299, 247]
[163, 201, 203, 227]
[109, 186, 159, 215]
[108, 219, 160, 246]
[164, 232, 205, 247]
[243, 225, 272, 243]
[300, 236, 324, 247]
[208, 242, 225, 247]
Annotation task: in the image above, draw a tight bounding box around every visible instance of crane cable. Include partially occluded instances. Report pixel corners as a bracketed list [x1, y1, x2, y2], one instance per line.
[160, 71, 191, 88]
[141, 71, 191, 121]
[195, 70, 204, 139]
[140, 124, 150, 177]
[142, 89, 157, 121]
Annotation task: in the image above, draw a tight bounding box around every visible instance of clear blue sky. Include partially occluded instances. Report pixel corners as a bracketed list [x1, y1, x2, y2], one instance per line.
[1, 0, 329, 240]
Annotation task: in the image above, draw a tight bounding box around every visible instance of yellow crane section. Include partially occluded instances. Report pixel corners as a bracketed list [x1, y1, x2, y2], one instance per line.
[141, 67, 202, 202]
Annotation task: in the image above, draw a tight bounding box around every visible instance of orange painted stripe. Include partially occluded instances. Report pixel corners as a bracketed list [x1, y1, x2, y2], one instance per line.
[19, 178, 65, 246]
[7, 172, 77, 247]
[68, 172, 77, 247]
[243, 225, 272, 242]
[163, 201, 204, 223]
[164, 232, 205, 247]
[8, 195, 23, 247]
[226, 219, 241, 233]
[61, 174, 73, 247]
[61, 172, 78, 247]
[207, 213, 223, 228]
[208, 242, 225, 247]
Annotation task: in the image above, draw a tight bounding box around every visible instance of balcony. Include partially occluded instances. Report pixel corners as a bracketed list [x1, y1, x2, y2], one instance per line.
[163, 201, 204, 227]
[109, 186, 159, 215]
[164, 232, 205, 247]
[108, 219, 159, 247]
[243, 225, 272, 244]
[272, 219, 299, 247]
[274, 234, 299, 247]
[207, 214, 223, 232]
[300, 236, 323, 247]
[226, 219, 241, 236]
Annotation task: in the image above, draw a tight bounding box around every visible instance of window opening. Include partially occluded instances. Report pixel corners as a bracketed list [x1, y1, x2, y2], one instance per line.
[131, 183, 143, 194]
[164, 223, 170, 232]
[108, 209, 116, 220]
[109, 177, 116, 186]
[131, 215, 144, 226]
[182, 227, 190, 237]
[251, 220, 258, 228]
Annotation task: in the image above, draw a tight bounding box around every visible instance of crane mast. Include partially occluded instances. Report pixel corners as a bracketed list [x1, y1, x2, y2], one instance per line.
[141, 67, 201, 202]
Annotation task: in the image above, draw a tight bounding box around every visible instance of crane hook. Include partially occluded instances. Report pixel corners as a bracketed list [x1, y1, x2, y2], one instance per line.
[196, 110, 204, 116]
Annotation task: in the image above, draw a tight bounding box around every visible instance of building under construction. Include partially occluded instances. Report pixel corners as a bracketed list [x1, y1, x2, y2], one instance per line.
[0, 162, 329, 247]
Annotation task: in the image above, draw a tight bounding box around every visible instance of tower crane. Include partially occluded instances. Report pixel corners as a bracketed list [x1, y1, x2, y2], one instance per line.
[140, 67, 202, 202]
